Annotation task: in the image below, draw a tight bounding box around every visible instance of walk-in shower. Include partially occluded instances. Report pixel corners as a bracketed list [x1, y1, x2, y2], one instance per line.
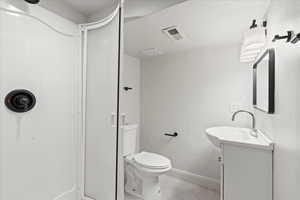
[0, 0, 123, 199]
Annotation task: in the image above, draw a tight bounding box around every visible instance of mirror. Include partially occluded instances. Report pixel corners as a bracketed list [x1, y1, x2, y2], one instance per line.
[253, 48, 275, 114]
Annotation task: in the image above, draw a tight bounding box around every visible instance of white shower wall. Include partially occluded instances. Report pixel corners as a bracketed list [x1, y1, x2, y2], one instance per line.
[0, 1, 80, 199]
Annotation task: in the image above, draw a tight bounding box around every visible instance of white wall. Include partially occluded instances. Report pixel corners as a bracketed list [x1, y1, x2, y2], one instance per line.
[121, 54, 141, 153]
[255, 0, 300, 199]
[141, 45, 252, 180]
[121, 55, 141, 126]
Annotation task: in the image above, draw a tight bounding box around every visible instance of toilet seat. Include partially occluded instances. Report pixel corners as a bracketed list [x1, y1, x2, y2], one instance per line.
[133, 152, 171, 170]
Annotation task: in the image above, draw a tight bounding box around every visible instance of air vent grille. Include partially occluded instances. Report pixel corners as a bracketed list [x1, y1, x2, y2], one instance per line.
[162, 26, 184, 41]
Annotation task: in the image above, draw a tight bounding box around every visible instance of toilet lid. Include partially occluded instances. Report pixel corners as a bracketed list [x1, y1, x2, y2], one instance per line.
[133, 152, 171, 169]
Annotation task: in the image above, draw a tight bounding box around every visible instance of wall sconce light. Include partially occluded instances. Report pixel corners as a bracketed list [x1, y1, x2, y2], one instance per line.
[272, 31, 293, 42]
[291, 33, 300, 44]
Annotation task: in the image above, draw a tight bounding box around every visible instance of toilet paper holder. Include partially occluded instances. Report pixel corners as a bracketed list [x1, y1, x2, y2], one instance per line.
[164, 132, 178, 137]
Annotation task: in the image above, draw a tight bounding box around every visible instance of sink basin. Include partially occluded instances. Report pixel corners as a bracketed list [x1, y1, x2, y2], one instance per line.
[206, 126, 273, 150]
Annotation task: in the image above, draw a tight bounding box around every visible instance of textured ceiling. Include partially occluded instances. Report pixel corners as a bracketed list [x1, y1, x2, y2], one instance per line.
[124, 0, 271, 58]
[59, 0, 190, 19]
[124, 0, 188, 20]
[41, 0, 192, 23]
[62, 0, 115, 17]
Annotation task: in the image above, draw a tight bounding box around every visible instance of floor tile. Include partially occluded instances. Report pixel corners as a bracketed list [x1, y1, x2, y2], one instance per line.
[125, 175, 220, 200]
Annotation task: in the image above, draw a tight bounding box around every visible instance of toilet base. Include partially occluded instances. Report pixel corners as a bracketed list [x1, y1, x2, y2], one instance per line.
[125, 164, 162, 200]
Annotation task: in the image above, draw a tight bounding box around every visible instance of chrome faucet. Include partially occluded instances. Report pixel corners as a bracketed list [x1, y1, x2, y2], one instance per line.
[232, 110, 258, 137]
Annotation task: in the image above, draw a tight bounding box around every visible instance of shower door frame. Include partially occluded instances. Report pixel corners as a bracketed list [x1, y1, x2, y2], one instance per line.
[79, 5, 123, 200]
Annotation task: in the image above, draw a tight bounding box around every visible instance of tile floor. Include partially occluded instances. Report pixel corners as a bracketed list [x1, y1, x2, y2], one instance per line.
[125, 175, 220, 200]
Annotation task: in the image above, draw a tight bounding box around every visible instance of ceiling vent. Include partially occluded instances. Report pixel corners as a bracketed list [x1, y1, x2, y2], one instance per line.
[162, 26, 184, 41]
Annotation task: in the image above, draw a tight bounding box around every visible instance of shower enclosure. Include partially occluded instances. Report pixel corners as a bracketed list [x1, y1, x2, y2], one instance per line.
[80, 6, 122, 200]
[0, 0, 122, 199]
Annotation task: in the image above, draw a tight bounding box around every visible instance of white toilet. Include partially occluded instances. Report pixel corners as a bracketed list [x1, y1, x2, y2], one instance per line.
[123, 124, 172, 200]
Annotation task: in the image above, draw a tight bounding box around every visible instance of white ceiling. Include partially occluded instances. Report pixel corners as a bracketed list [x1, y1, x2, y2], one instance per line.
[124, 0, 188, 20]
[43, 0, 188, 23]
[61, 0, 115, 17]
[56, 0, 189, 21]
[124, 0, 271, 58]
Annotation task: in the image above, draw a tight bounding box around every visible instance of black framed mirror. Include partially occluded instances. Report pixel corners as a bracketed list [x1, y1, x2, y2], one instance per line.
[253, 48, 275, 114]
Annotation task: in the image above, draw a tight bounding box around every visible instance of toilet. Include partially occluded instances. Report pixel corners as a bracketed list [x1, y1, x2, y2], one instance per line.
[123, 124, 172, 200]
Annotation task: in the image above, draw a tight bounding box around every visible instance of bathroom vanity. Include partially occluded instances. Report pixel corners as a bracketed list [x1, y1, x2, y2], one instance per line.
[206, 127, 273, 200]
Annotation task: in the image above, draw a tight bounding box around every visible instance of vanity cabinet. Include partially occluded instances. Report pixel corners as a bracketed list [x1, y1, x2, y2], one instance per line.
[220, 144, 273, 200]
[206, 127, 274, 200]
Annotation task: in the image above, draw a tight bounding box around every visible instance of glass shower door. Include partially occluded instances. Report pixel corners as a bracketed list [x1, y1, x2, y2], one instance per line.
[82, 10, 120, 200]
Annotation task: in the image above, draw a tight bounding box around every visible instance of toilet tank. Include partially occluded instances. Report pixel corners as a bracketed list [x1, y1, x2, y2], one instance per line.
[122, 124, 138, 156]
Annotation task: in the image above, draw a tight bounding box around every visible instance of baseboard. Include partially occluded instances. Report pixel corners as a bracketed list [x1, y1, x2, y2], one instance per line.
[53, 186, 76, 200]
[166, 168, 220, 192]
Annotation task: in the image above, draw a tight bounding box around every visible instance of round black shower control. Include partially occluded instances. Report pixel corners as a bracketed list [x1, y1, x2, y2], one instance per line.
[5, 89, 36, 113]
[24, 0, 40, 4]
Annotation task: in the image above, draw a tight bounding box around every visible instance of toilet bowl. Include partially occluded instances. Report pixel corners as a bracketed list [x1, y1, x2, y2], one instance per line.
[124, 151, 172, 200]
[122, 124, 172, 200]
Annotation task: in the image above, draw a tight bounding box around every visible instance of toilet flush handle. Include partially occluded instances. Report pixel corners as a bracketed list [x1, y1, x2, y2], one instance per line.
[121, 113, 126, 126]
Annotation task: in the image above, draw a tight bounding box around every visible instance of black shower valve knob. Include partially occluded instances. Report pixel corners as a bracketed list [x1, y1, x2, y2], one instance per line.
[24, 0, 40, 4]
[5, 89, 36, 113]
